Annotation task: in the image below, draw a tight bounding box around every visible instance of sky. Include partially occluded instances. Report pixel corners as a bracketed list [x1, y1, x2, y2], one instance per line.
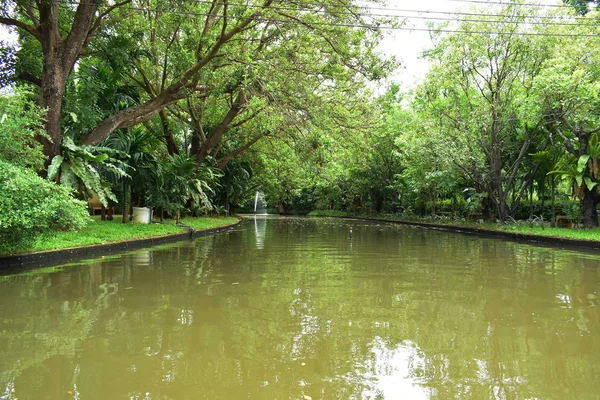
[379, 0, 463, 90]
[378, 0, 564, 90]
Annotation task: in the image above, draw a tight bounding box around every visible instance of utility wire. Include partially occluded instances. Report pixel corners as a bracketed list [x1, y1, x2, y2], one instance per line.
[446, 0, 578, 8]
[54, 0, 600, 21]
[9, 0, 600, 37]
[152, 0, 600, 27]
[87, 3, 600, 37]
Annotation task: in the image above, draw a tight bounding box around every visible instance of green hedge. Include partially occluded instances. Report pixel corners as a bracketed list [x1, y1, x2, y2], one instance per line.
[0, 160, 90, 253]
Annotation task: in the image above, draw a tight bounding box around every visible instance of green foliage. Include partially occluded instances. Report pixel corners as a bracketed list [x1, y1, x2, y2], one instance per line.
[0, 160, 89, 254]
[0, 90, 48, 170]
[47, 137, 128, 206]
[147, 155, 219, 218]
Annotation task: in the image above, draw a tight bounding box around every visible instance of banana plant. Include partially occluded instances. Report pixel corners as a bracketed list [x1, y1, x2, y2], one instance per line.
[47, 137, 128, 207]
[549, 153, 597, 200]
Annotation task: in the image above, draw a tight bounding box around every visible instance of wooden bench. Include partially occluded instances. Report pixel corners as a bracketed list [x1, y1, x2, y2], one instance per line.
[88, 192, 103, 216]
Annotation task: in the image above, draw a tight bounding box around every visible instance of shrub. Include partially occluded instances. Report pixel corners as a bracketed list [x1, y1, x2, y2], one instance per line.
[0, 89, 48, 170]
[0, 160, 90, 253]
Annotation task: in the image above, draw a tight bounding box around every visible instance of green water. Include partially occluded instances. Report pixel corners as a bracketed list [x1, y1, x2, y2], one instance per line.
[1, 216, 600, 399]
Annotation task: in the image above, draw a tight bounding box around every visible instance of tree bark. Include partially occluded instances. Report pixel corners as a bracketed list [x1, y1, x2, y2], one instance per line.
[581, 188, 600, 228]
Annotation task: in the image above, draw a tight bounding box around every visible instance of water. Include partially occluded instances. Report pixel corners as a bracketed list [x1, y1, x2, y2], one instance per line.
[1, 216, 600, 399]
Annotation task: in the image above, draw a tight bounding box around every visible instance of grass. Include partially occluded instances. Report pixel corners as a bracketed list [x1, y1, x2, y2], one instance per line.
[307, 210, 350, 217]
[500, 224, 600, 241]
[14, 216, 240, 254]
[177, 216, 239, 230]
[308, 210, 600, 243]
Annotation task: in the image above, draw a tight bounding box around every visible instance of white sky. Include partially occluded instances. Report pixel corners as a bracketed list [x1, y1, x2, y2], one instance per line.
[379, 0, 463, 90]
[378, 0, 564, 91]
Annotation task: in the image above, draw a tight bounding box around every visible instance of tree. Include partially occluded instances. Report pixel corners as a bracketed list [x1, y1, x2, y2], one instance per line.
[530, 20, 600, 227]
[418, 2, 554, 221]
[564, 0, 598, 14]
[1, 0, 393, 172]
[0, 0, 131, 161]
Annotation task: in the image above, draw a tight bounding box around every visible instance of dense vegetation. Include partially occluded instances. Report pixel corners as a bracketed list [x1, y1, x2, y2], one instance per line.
[2, 0, 600, 253]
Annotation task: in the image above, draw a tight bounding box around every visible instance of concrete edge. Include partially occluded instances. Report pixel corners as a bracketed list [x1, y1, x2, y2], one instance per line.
[0, 218, 242, 272]
[318, 215, 600, 251]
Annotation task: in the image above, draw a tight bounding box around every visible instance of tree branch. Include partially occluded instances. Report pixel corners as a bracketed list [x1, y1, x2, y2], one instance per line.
[0, 16, 40, 40]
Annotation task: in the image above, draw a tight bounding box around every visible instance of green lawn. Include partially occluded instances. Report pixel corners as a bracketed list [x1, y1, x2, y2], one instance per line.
[500, 224, 600, 241]
[24, 216, 239, 254]
[308, 210, 600, 243]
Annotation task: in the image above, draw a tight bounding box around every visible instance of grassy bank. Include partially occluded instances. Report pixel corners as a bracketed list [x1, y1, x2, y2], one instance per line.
[307, 210, 600, 242]
[12, 216, 239, 255]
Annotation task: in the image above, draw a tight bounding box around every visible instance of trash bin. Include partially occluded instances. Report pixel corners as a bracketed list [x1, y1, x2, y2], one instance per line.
[132, 207, 152, 224]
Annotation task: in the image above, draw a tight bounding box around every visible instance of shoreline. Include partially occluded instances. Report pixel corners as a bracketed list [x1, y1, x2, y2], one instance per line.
[309, 214, 600, 252]
[0, 218, 242, 272]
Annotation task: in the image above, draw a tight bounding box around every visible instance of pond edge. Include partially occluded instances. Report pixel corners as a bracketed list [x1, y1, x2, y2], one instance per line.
[326, 216, 600, 251]
[0, 218, 242, 271]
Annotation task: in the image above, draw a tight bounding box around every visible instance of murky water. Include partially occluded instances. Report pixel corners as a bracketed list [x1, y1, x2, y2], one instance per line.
[1, 216, 600, 399]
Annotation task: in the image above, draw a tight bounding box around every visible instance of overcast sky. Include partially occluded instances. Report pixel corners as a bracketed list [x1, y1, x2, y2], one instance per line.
[378, 0, 563, 91]
[379, 0, 462, 90]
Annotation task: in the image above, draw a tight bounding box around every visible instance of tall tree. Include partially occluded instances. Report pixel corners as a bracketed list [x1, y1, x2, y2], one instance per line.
[529, 13, 600, 227]
[0, 0, 131, 162]
[1, 0, 392, 172]
[418, 3, 553, 221]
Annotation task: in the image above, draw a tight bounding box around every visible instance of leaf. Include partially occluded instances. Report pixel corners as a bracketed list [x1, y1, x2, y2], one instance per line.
[59, 164, 78, 190]
[578, 154, 590, 173]
[62, 136, 79, 152]
[575, 175, 583, 187]
[69, 112, 78, 122]
[47, 155, 64, 180]
[584, 177, 598, 191]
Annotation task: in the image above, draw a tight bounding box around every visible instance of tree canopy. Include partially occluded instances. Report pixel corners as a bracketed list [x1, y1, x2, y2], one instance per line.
[3, 0, 600, 229]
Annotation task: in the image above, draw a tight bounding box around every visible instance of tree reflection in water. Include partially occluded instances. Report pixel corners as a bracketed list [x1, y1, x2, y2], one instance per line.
[1, 216, 600, 399]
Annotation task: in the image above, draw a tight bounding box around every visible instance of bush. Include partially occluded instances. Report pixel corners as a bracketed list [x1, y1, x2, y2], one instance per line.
[0, 160, 90, 253]
[0, 89, 48, 170]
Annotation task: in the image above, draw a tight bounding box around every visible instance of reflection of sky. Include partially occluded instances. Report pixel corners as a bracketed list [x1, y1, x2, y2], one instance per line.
[365, 337, 431, 399]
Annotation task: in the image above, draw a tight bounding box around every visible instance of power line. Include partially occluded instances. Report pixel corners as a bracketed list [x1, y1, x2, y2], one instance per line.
[89, 3, 600, 37]
[165, 0, 600, 23]
[168, 0, 600, 27]
[446, 0, 576, 8]
[8, 0, 600, 38]
[55, 0, 600, 21]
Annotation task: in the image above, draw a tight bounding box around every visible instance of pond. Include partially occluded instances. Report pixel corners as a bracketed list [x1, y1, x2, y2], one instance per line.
[1, 216, 600, 399]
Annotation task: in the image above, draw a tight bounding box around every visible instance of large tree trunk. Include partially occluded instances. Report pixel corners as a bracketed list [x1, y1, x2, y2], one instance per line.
[39, 64, 67, 163]
[581, 188, 600, 228]
[37, 1, 98, 162]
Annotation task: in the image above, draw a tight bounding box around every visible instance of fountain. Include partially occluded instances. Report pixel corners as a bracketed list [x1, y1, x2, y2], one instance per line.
[253, 191, 266, 214]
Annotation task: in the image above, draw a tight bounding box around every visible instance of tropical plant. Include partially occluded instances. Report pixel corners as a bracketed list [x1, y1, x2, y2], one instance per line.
[46, 137, 128, 207]
[102, 127, 162, 222]
[146, 155, 219, 222]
